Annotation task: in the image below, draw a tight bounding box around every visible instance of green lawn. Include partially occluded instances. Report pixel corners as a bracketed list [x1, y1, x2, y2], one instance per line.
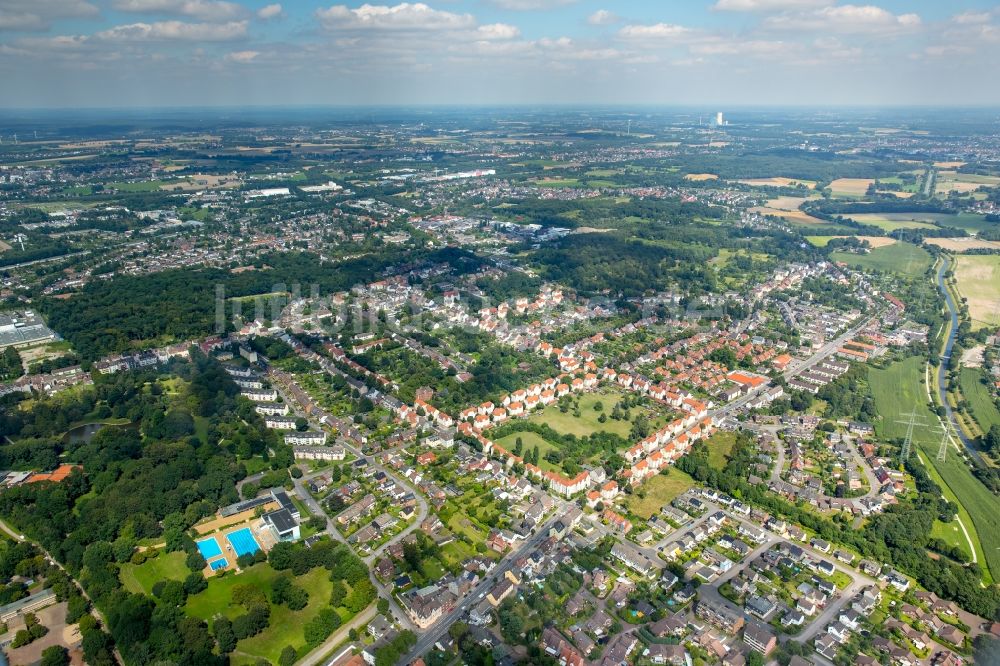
[870, 358, 1000, 581]
[831, 241, 932, 277]
[959, 368, 1000, 437]
[624, 469, 696, 520]
[847, 214, 939, 232]
[931, 518, 972, 561]
[119, 551, 188, 595]
[186, 563, 339, 666]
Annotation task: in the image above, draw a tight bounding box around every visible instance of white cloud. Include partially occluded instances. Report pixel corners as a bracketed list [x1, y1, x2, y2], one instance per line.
[113, 0, 245, 22]
[225, 49, 259, 62]
[0, 0, 98, 32]
[617, 23, 693, 41]
[763, 5, 921, 34]
[315, 3, 475, 31]
[587, 10, 620, 26]
[690, 39, 791, 57]
[474, 23, 520, 40]
[96, 19, 248, 41]
[952, 11, 991, 25]
[712, 0, 829, 11]
[257, 3, 283, 20]
[489, 0, 577, 10]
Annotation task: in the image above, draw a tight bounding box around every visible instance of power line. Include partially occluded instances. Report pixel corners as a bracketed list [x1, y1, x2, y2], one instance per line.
[895, 410, 926, 463]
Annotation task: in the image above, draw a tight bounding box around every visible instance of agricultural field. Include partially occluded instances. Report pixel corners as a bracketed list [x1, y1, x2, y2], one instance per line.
[683, 173, 718, 181]
[925, 238, 1000, 252]
[830, 241, 931, 277]
[846, 213, 938, 232]
[806, 235, 896, 248]
[828, 178, 874, 197]
[935, 171, 1000, 194]
[870, 357, 1000, 581]
[750, 206, 828, 226]
[953, 254, 1000, 330]
[959, 368, 1000, 436]
[624, 468, 697, 520]
[735, 177, 816, 189]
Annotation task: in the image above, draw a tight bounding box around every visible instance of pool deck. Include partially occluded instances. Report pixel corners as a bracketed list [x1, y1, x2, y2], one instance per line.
[199, 519, 276, 576]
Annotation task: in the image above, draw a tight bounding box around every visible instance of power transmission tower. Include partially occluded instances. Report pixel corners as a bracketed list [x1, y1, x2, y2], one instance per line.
[895, 410, 925, 462]
[936, 418, 957, 462]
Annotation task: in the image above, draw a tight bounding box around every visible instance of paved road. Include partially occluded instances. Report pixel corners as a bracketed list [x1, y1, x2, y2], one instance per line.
[781, 314, 879, 384]
[0, 517, 123, 664]
[400, 512, 567, 664]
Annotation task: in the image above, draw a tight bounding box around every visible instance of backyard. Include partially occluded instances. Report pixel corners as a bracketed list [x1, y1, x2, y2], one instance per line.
[624, 469, 697, 520]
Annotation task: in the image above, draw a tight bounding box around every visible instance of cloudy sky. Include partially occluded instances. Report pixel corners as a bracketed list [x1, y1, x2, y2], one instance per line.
[1, 0, 999, 108]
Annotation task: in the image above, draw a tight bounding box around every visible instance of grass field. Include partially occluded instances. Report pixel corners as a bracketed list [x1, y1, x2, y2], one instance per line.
[953, 254, 1000, 330]
[185, 563, 338, 665]
[931, 518, 973, 561]
[526, 390, 666, 440]
[869, 357, 1000, 581]
[119, 551, 188, 595]
[624, 469, 697, 520]
[830, 241, 931, 277]
[704, 431, 738, 469]
[847, 214, 938, 232]
[496, 431, 561, 472]
[959, 368, 1000, 436]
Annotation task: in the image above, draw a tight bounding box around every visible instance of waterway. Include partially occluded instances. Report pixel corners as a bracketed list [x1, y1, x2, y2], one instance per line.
[935, 256, 984, 465]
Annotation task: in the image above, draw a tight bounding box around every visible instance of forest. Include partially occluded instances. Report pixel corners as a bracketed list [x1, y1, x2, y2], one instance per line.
[0, 352, 328, 665]
[39, 247, 481, 361]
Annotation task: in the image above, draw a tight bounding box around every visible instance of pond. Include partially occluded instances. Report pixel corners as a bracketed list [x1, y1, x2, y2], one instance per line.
[62, 422, 135, 445]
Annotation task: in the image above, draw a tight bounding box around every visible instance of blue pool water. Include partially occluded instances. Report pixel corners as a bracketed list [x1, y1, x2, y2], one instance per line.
[197, 537, 223, 560]
[226, 528, 261, 557]
[209, 558, 228, 571]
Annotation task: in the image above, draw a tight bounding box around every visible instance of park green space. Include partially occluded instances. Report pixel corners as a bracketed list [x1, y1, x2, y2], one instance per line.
[119, 551, 188, 595]
[185, 563, 338, 665]
[958, 368, 1000, 437]
[831, 241, 931, 278]
[870, 357, 999, 581]
[953, 254, 1000, 330]
[624, 469, 696, 520]
[526, 389, 670, 440]
[495, 431, 561, 472]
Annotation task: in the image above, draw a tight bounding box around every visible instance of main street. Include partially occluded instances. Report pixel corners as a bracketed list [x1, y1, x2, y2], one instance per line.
[400, 511, 568, 664]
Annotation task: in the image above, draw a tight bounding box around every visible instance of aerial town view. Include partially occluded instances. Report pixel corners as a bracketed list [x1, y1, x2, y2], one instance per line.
[2, 1, 1000, 666]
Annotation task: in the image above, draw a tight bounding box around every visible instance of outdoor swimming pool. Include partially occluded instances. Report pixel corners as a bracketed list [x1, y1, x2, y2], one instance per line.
[226, 527, 261, 557]
[196, 537, 223, 560]
[209, 558, 228, 571]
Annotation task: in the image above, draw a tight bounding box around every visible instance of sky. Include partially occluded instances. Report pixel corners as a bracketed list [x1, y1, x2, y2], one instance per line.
[1, 1, 1000, 108]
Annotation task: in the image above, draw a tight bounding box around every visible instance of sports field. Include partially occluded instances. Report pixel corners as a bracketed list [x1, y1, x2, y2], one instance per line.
[624, 468, 696, 520]
[869, 357, 1000, 581]
[830, 241, 931, 278]
[953, 255, 1000, 330]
